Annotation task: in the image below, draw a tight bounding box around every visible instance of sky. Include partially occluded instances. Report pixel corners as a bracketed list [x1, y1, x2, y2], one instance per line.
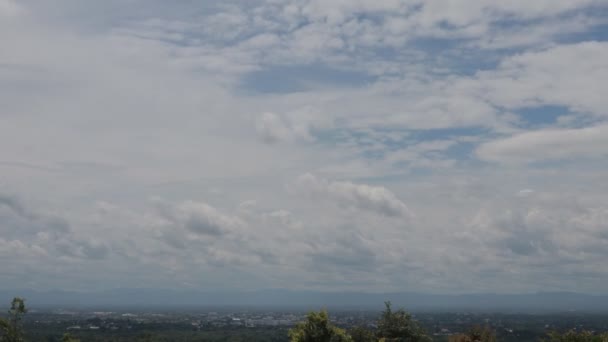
[1, 0, 607, 295]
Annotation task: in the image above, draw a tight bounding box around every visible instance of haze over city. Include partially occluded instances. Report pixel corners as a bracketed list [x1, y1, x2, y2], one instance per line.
[1, 0, 608, 303]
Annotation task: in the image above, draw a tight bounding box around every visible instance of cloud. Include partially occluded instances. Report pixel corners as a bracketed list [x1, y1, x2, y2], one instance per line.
[309, 231, 378, 272]
[0, 0, 21, 16]
[255, 112, 295, 143]
[148, 198, 247, 259]
[296, 173, 412, 218]
[468, 193, 608, 264]
[476, 124, 608, 164]
[55, 238, 109, 260]
[1, 0, 608, 294]
[255, 107, 331, 144]
[95, 0, 608, 81]
[0, 191, 108, 263]
[172, 201, 245, 236]
[0, 193, 29, 217]
[0, 193, 69, 238]
[478, 42, 608, 117]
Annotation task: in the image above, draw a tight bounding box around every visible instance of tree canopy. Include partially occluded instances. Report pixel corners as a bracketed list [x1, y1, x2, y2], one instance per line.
[289, 310, 352, 342]
[0, 298, 27, 342]
[376, 301, 431, 342]
[448, 326, 496, 342]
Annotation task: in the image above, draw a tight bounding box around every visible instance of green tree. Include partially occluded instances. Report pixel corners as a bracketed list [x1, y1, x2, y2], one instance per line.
[0, 297, 27, 342]
[350, 326, 375, 342]
[289, 310, 352, 342]
[448, 326, 496, 342]
[543, 330, 608, 342]
[376, 301, 431, 342]
[61, 333, 80, 342]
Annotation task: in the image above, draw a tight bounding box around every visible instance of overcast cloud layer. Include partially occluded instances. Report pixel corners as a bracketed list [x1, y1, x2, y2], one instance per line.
[1, 0, 607, 294]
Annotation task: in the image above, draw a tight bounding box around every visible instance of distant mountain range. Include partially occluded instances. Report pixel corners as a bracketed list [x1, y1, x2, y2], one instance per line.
[1, 289, 607, 312]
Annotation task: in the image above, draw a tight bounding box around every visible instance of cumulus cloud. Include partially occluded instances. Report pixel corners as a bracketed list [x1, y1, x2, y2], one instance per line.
[476, 124, 608, 164]
[0, 191, 107, 263]
[255, 107, 330, 144]
[0, 193, 69, 238]
[255, 112, 295, 143]
[296, 173, 412, 218]
[169, 201, 245, 236]
[148, 198, 247, 258]
[469, 194, 608, 265]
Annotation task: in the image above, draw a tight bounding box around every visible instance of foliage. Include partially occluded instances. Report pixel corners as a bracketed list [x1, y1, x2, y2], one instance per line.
[543, 330, 608, 342]
[350, 326, 376, 342]
[0, 297, 27, 342]
[448, 326, 496, 342]
[61, 333, 80, 342]
[376, 302, 431, 342]
[289, 310, 352, 342]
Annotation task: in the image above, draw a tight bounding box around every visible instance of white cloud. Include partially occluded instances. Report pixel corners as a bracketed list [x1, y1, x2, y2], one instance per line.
[0, 191, 110, 267]
[296, 173, 412, 218]
[160, 200, 245, 236]
[255, 107, 331, 143]
[476, 124, 608, 164]
[255, 112, 295, 143]
[91, 0, 608, 79]
[478, 42, 608, 117]
[1, 0, 608, 294]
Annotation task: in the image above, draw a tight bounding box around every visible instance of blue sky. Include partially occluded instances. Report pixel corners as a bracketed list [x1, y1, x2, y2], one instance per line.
[0, 0, 608, 294]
